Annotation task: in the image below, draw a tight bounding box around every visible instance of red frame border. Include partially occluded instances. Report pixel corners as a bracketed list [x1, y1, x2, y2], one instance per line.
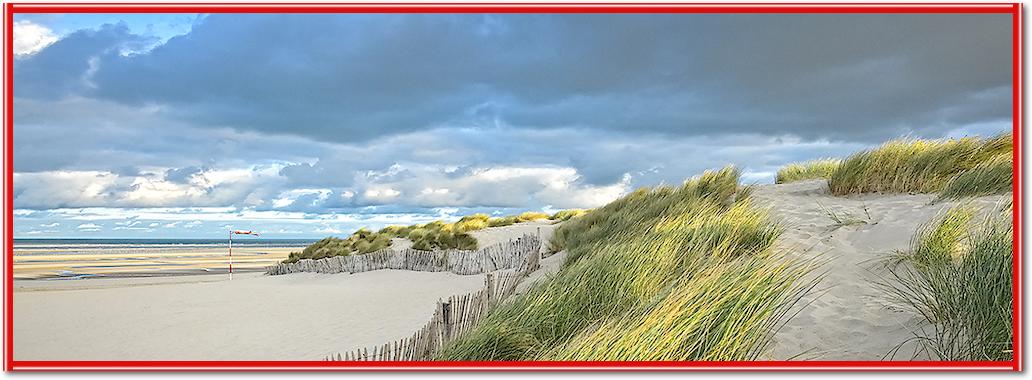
[1, 2, 1023, 372]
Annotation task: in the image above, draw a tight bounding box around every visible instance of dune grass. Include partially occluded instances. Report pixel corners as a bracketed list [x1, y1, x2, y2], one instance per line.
[454, 213, 491, 232]
[487, 216, 519, 227]
[516, 211, 550, 222]
[284, 208, 585, 263]
[549, 209, 588, 222]
[283, 228, 391, 263]
[882, 203, 1013, 361]
[815, 201, 871, 229]
[283, 215, 486, 263]
[827, 133, 1012, 196]
[937, 153, 1013, 201]
[775, 159, 841, 184]
[437, 166, 815, 361]
[378, 220, 480, 251]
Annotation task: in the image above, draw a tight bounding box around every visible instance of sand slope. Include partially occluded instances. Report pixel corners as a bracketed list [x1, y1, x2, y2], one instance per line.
[468, 219, 557, 249]
[753, 180, 1007, 360]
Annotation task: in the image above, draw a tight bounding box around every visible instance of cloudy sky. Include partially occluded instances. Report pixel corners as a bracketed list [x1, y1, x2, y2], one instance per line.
[13, 13, 1013, 238]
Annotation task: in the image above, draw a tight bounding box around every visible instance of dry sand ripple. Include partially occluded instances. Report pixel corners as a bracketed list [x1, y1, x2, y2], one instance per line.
[753, 179, 1007, 360]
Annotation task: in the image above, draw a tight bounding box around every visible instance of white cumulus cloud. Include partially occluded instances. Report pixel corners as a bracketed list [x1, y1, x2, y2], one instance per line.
[76, 223, 102, 232]
[13, 20, 58, 57]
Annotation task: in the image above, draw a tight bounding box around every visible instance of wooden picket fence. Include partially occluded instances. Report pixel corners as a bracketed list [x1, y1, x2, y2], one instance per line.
[325, 245, 541, 361]
[266, 234, 542, 276]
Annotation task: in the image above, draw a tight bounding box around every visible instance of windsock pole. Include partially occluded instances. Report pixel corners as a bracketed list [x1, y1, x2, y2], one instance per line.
[228, 231, 234, 280]
[228, 230, 260, 281]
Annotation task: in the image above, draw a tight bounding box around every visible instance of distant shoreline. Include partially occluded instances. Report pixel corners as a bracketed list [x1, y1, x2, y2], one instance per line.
[13, 244, 303, 280]
[15, 267, 271, 281]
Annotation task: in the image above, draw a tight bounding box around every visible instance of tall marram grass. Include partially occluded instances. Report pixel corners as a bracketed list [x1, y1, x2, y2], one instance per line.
[437, 166, 814, 361]
[937, 153, 1013, 201]
[380, 220, 479, 251]
[828, 133, 1012, 196]
[549, 209, 587, 222]
[882, 203, 1013, 361]
[775, 159, 841, 184]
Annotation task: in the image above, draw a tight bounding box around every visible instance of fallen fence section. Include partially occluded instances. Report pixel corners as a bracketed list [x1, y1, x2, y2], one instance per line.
[265, 234, 541, 276]
[326, 241, 542, 361]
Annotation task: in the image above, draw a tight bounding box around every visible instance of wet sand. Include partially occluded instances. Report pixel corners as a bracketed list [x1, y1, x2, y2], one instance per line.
[14, 246, 300, 279]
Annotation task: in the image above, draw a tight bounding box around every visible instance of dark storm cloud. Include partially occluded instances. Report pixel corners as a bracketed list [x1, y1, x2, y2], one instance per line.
[11, 13, 1015, 236]
[15, 13, 1012, 144]
[14, 22, 154, 99]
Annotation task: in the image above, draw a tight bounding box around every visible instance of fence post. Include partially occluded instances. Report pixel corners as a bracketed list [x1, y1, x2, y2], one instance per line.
[485, 273, 496, 307]
[441, 300, 452, 341]
[532, 245, 541, 273]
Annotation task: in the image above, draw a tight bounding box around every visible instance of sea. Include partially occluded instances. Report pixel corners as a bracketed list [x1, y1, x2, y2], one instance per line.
[13, 238, 318, 256]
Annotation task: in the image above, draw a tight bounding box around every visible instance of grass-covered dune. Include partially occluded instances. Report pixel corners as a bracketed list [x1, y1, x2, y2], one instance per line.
[775, 159, 841, 184]
[829, 133, 1011, 197]
[284, 229, 393, 263]
[775, 133, 1013, 200]
[882, 203, 1013, 361]
[283, 210, 587, 263]
[437, 167, 814, 361]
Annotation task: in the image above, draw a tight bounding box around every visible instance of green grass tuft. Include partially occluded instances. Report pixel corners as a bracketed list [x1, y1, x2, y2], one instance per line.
[454, 213, 491, 232]
[487, 216, 518, 227]
[516, 211, 550, 222]
[392, 221, 479, 251]
[815, 201, 872, 229]
[937, 153, 1013, 200]
[882, 203, 1013, 361]
[775, 159, 841, 184]
[549, 209, 588, 222]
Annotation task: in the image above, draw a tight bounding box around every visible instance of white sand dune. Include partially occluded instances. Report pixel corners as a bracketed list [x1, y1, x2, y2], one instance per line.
[753, 180, 1007, 360]
[13, 221, 560, 361]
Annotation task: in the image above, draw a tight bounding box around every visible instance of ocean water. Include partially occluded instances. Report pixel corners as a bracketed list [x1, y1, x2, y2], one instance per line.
[14, 238, 317, 255]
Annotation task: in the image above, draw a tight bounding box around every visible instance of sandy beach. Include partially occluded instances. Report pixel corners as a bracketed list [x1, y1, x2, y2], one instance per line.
[13, 221, 560, 361]
[14, 271, 486, 360]
[755, 180, 1008, 360]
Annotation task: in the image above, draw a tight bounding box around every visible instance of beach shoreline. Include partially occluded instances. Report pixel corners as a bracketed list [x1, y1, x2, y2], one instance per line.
[13, 246, 303, 280]
[12, 221, 561, 361]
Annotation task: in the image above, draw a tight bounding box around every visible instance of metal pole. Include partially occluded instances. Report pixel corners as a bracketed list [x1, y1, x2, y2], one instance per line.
[229, 231, 233, 281]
